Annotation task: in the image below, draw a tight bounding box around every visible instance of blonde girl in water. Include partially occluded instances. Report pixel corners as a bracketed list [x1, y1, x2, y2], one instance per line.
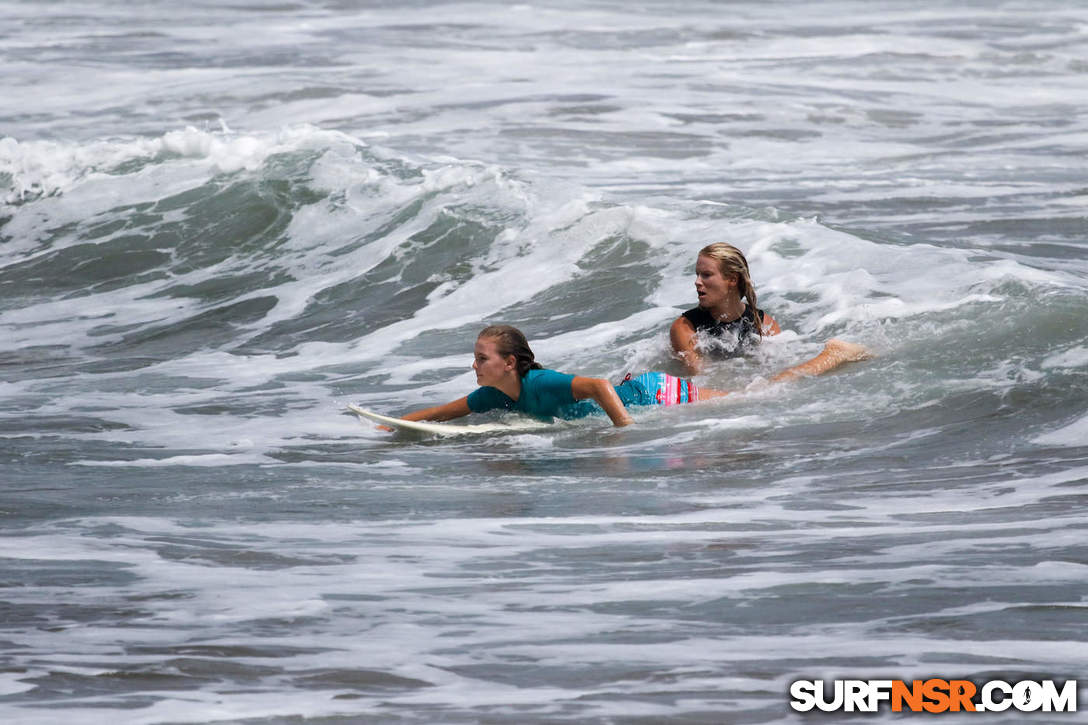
[670, 242, 870, 378]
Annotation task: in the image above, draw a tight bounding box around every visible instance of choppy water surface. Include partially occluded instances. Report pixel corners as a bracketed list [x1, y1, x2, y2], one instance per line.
[1, 1, 1086, 722]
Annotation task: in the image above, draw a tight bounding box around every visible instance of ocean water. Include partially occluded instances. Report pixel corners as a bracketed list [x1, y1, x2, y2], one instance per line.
[2, 1, 1087, 723]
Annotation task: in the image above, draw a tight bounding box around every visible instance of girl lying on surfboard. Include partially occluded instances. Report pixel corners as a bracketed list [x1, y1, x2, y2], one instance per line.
[670, 242, 870, 377]
[398, 324, 865, 428]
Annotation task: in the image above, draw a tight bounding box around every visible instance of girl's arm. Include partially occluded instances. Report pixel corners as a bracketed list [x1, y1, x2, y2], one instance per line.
[669, 316, 703, 376]
[400, 396, 472, 422]
[571, 376, 633, 427]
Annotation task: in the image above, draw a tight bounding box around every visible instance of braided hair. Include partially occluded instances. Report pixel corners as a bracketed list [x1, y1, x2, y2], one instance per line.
[477, 325, 544, 376]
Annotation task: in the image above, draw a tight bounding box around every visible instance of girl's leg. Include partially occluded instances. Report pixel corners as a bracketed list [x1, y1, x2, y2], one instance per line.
[769, 339, 871, 383]
[691, 340, 870, 401]
[696, 386, 729, 400]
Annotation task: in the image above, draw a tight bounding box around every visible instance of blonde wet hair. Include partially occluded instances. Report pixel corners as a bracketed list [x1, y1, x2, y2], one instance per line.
[697, 242, 762, 336]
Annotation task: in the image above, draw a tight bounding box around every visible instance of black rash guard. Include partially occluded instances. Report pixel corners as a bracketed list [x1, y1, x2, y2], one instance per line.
[681, 305, 765, 358]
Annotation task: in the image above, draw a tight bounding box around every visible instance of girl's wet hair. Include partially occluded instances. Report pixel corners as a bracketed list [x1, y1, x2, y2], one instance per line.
[478, 325, 544, 376]
[698, 242, 763, 337]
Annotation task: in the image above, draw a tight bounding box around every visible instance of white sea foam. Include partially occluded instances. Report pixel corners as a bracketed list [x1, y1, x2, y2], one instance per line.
[0, 126, 355, 204]
[1034, 413, 1088, 448]
[1042, 344, 1088, 370]
[70, 452, 274, 467]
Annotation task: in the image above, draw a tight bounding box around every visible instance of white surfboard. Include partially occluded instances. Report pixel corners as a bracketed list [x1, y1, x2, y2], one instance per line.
[346, 404, 551, 436]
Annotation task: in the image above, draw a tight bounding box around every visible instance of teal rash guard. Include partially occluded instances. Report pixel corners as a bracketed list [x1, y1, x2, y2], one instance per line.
[466, 369, 593, 420]
[465, 368, 670, 421]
